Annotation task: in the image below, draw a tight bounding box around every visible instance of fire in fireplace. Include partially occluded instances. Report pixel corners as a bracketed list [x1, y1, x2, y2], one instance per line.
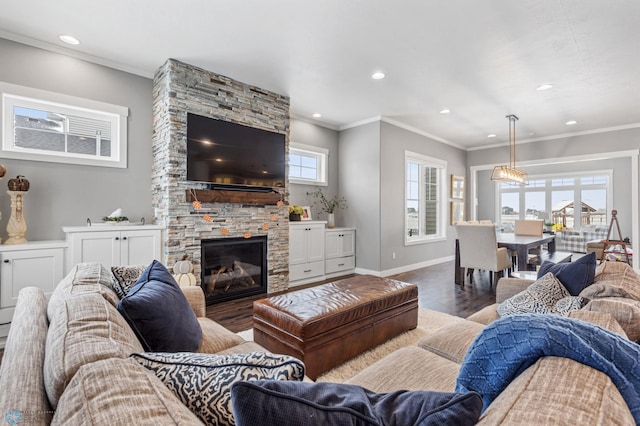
[201, 236, 267, 304]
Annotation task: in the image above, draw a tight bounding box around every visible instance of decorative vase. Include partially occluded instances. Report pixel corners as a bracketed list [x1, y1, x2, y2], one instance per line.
[327, 213, 335, 229]
[289, 213, 301, 222]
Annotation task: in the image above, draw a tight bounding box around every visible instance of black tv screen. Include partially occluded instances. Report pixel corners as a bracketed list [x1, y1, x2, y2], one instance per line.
[186, 113, 286, 189]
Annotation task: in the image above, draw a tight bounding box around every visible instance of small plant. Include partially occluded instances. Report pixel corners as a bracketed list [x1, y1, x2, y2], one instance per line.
[307, 188, 347, 214]
[102, 215, 129, 222]
[289, 205, 304, 215]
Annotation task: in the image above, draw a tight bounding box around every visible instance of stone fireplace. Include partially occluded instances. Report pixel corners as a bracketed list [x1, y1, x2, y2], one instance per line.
[151, 59, 290, 298]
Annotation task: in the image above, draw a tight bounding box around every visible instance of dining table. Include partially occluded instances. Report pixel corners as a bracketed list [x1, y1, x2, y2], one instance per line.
[454, 232, 557, 285]
[496, 232, 557, 272]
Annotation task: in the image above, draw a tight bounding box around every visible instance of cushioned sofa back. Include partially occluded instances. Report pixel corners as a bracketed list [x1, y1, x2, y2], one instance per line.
[0, 287, 52, 425]
[47, 262, 120, 321]
[44, 291, 145, 408]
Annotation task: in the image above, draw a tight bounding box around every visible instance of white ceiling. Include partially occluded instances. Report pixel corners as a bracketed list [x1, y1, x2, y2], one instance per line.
[1, 0, 639, 149]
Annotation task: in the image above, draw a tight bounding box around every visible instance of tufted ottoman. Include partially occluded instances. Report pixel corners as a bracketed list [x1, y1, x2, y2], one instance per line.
[252, 275, 418, 379]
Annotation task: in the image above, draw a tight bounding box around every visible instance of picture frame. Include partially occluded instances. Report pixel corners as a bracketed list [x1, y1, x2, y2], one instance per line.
[301, 206, 312, 221]
[451, 175, 465, 199]
[450, 201, 464, 225]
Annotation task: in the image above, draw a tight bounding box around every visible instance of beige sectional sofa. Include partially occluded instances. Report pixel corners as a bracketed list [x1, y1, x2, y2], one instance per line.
[0, 261, 637, 424]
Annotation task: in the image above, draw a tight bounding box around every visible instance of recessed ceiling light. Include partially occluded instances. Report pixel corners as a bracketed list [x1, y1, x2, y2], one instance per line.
[312, 113, 322, 118]
[536, 83, 553, 91]
[371, 72, 386, 80]
[487, 134, 496, 138]
[59, 34, 80, 45]
[566, 120, 577, 125]
[439, 109, 451, 114]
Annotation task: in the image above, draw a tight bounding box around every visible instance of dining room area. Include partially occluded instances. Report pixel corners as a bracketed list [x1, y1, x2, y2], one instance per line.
[453, 219, 574, 286]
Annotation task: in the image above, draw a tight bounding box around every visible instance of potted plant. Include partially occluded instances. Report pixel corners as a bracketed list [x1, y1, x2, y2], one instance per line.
[289, 205, 304, 221]
[307, 188, 347, 228]
[544, 222, 554, 232]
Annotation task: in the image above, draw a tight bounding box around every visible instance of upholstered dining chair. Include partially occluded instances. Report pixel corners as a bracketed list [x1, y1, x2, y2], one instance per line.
[455, 224, 512, 287]
[514, 220, 544, 266]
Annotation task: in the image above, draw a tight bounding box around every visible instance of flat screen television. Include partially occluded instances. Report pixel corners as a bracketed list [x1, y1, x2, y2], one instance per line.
[186, 113, 286, 189]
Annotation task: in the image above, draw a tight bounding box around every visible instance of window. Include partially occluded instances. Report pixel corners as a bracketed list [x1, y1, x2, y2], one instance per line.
[1, 82, 128, 168]
[288, 142, 328, 185]
[405, 151, 447, 244]
[497, 172, 611, 229]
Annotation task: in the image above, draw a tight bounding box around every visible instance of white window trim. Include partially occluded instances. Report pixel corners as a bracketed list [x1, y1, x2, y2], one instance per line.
[288, 142, 328, 186]
[404, 151, 447, 246]
[0, 81, 128, 168]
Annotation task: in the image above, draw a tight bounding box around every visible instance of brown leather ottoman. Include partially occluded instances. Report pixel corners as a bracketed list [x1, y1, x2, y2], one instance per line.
[252, 275, 418, 379]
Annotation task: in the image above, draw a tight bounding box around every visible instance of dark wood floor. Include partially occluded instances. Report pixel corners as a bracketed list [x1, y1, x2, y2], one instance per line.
[207, 260, 497, 332]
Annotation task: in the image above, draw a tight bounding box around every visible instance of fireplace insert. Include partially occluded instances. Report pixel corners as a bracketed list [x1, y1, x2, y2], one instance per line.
[200, 236, 267, 304]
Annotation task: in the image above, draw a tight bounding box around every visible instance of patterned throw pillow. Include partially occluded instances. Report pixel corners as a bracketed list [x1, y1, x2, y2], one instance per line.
[230, 380, 483, 426]
[111, 265, 146, 298]
[132, 352, 305, 426]
[555, 296, 585, 315]
[497, 272, 570, 317]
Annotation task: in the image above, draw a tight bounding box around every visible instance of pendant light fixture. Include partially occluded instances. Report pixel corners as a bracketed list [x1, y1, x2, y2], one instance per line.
[491, 114, 527, 184]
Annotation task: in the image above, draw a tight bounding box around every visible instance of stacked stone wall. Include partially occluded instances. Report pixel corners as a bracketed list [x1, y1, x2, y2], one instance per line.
[152, 59, 290, 293]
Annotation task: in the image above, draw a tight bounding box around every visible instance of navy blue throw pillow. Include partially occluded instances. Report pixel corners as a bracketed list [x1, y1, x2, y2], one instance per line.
[117, 260, 202, 352]
[230, 380, 482, 426]
[537, 252, 597, 296]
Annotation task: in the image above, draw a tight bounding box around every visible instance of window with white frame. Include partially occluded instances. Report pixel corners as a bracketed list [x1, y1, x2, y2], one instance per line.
[405, 151, 447, 244]
[288, 142, 328, 185]
[0, 82, 128, 168]
[497, 172, 611, 229]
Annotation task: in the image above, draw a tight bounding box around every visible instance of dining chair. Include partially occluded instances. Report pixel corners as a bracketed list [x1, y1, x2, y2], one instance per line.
[514, 219, 544, 268]
[455, 224, 511, 287]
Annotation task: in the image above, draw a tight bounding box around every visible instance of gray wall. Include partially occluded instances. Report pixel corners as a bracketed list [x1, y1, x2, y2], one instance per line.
[469, 128, 640, 239]
[0, 38, 153, 241]
[288, 119, 340, 221]
[339, 122, 382, 271]
[379, 122, 467, 271]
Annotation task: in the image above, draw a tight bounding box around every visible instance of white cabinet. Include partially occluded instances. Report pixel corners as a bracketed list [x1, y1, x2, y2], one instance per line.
[325, 228, 356, 276]
[289, 222, 326, 285]
[0, 241, 66, 346]
[64, 225, 163, 271]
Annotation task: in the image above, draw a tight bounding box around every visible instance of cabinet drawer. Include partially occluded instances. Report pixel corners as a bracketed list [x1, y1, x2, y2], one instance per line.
[325, 256, 355, 274]
[289, 261, 324, 282]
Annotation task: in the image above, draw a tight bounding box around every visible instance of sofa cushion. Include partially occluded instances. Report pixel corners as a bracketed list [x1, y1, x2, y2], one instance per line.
[566, 310, 628, 338]
[0, 288, 52, 424]
[230, 380, 482, 426]
[44, 292, 144, 408]
[132, 351, 305, 426]
[111, 264, 146, 298]
[537, 252, 596, 295]
[418, 321, 485, 363]
[497, 273, 570, 317]
[117, 260, 202, 352]
[581, 261, 640, 301]
[197, 317, 245, 353]
[479, 357, 634, 425]
[582, 297, 640, 342]
[47, 262, 119, 320]
[53, 357, 203, 425]
[345, 346, 460, 394]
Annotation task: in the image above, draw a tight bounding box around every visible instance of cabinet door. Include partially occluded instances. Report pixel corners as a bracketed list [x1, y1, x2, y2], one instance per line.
[70, 231, 121, 268]
[120, 230, 162, 266]
[340, 230, 356, 257]
[306, 226, 325, 263]
[325, 231, 341, 259]
[289, 227, 308, 265]
[1, 248, 64, 311]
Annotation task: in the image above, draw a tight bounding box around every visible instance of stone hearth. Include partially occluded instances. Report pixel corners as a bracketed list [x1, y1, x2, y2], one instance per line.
[151, 59, 290, 294]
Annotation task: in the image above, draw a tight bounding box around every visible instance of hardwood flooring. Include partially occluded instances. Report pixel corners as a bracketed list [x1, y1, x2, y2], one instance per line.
[207, 260, 497, 332]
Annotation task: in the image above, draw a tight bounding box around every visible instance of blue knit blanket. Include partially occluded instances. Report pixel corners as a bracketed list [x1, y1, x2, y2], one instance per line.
[455, 314, 640, 423]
